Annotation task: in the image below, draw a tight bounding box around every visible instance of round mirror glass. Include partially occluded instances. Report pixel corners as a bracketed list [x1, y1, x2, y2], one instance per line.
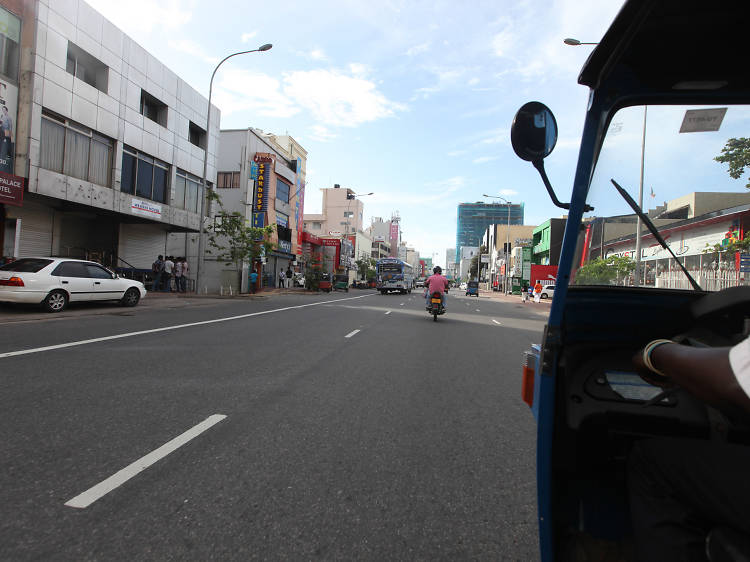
[510, 101, 558, 161]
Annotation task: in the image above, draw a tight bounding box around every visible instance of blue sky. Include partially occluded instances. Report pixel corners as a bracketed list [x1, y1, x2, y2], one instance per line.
[89, 0, 628, 267]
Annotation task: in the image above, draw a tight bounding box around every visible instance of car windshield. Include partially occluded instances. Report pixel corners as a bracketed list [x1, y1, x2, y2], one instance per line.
[574, 104, 750, 291]
[0, 258, 53, 272]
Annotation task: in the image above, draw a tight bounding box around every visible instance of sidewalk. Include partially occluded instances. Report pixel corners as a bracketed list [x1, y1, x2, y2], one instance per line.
[472, 288, 552, 312]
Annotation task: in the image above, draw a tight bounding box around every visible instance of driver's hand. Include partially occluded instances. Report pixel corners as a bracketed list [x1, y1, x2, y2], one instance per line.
[632, 348, 675, 389]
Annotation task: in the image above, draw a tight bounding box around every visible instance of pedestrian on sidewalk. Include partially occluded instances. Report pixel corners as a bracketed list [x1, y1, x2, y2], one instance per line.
[286, 266, 293, 288]
[522, 283, 529, 303]
[151, 255, 164, 292]
[180, 257, 189, 292]
[533, 281, 542, 303]
[249, 269, 258, 294]
[278, 268, 286, 289]
[163, 256, 174, 292]
[173, 258, 184, 292]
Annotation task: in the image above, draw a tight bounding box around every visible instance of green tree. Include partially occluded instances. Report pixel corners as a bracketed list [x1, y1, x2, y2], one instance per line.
[206, 211, 276, 274]
[355, 257, 376, 280]
[715, 137, 750, 189]
[574, 255, 636, 285]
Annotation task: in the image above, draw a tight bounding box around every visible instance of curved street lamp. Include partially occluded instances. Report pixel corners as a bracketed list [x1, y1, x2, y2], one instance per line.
[563, 38, 598, 46]
[195, 44, 273, 293]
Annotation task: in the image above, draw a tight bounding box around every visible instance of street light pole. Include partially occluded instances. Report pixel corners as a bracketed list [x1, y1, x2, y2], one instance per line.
[194, 43, 272, 294]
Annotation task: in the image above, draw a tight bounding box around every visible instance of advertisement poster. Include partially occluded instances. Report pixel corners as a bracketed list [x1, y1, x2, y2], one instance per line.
[131, 198, 162, 220]
[0, 7, 20, 175]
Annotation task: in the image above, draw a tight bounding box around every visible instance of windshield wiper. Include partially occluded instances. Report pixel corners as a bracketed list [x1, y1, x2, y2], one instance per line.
[610, 179, 702, 291]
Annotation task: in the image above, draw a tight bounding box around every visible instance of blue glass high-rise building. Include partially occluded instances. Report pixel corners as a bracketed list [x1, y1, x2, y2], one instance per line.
[455, 202, 525, 263]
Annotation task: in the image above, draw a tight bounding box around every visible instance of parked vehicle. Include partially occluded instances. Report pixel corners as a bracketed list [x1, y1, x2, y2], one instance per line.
[333, 274, 349, 292]
[292, 273, 305, 287]
[539, 285, 554, 299]
[319, 272, 332, 293]
[0, 257, 146, 312]
[426, 291, 445, 321]
[511, 1, 750, 560]
[465, 280, 479, 297]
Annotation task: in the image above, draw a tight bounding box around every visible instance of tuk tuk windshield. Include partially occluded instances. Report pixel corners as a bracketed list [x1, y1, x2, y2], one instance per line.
[575, 103, 750, 291]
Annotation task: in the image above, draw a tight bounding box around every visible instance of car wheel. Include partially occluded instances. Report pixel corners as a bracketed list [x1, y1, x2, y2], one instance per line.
[120, 287, 141, 307]
[43, 290, 68, 313]
[540, 293, 548, 299]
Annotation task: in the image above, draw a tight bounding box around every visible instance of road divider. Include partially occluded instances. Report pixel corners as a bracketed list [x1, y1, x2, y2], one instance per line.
[0, 294, 375, 359]
[65, 414, 227, 509]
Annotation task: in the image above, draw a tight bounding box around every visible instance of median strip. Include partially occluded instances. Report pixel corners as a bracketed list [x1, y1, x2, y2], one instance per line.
[65, 414, 227, 509]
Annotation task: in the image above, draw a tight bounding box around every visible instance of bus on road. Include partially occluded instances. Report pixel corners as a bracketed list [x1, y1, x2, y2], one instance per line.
[376, 258, 414, 294]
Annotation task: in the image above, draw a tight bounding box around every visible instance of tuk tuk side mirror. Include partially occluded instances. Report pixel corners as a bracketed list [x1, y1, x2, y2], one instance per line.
[510, 102, 593, 212]
[511, 101, 558, 162]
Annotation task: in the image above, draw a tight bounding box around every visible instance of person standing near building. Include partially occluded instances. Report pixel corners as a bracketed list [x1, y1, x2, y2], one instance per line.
[286, 266, 293, 288]
[151, 255, 164, 292]
[180, 257, 189, 292]
[173, 258, 184, 293]
[163, 256, 174, 292]
[249, 268, 258, 294]
[278, 268, 285, 289]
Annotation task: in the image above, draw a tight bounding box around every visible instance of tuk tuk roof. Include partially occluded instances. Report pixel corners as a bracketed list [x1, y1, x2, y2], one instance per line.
[579, 0, 750, 97]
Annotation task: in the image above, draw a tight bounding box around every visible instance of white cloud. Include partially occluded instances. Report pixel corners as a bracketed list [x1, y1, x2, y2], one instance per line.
[167, 40, 218, 64]
[213, 71, 300, 118]
[86, 0, 191, 34]
[241, 32, 258, 43]
[213, 66, 405, 128]
[406, 42, 431, 56]
[283, 68, 406, 127]
[447, 149, 468, 157]
[309, 49, 327, 61]
[498, 189, 518, 196]
[309, 125, 337, 142]
[473, 156, 499, 164]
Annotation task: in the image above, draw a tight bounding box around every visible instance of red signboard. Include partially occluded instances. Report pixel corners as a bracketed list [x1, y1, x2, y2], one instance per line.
[0, 171, 24, 207]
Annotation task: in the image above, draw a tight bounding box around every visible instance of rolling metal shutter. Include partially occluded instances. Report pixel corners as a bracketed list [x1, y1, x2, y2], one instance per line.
[16, 202, 54, 257]
[118, 223, 166, 269]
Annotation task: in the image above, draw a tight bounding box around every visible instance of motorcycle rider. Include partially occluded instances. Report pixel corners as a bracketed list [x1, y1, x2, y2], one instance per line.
[424, 266, 450, 310]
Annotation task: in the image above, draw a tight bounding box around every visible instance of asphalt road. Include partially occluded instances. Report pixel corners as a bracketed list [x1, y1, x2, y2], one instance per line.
[0, 290, 547, 560]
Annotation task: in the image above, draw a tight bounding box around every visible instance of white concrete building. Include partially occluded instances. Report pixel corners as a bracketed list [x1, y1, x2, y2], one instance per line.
[1, 0, 217, 281]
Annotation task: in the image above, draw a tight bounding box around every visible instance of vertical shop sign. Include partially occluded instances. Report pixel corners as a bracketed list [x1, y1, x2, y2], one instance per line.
[295, 158, 304, 255]
[0, 7, 20, 175]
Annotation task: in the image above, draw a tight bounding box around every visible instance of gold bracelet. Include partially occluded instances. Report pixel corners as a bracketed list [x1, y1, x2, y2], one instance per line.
[642, 339, 674, 379]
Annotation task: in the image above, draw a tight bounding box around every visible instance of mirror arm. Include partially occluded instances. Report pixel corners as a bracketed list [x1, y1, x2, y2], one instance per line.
[532, 159, 594, 213]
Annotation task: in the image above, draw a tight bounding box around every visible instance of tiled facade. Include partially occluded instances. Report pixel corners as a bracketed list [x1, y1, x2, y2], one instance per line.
[2, 0, 218, 271]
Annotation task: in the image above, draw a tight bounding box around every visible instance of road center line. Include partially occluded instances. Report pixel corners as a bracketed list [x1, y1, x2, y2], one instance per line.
[0, 294, 375, 359]
[492, 319, 502, 325]
[385, 310, 391, 315]
[345, 329, 360, 338]
[400, 303, 404, 306]
[64, 414, 227, 509]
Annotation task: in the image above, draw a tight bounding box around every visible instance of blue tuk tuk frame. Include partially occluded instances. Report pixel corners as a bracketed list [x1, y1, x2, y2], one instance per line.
[523, 1, 750, 559]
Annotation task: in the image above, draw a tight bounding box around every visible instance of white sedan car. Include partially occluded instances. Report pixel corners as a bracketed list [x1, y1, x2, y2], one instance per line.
[540, 284, 555, 299]
[0, 257, 147, 312]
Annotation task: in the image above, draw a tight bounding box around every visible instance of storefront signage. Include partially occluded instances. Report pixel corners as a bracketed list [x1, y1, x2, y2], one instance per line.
[131, 198, 162, 220]
[0, 170, 23, 206]
[295, 159, 304, 255]
[249, 162, 258, 180]
[251, 212, 265, 228]
[253, 162, 268, 212]
[278, 239, 292, 254]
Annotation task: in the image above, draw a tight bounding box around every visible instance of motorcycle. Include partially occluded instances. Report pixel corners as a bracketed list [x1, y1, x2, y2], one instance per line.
[426, 291, 445, 321]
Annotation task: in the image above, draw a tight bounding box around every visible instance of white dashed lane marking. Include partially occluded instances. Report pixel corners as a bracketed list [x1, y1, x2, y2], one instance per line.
[65, 414, 227, 509]
[345, 329, 361, 338]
